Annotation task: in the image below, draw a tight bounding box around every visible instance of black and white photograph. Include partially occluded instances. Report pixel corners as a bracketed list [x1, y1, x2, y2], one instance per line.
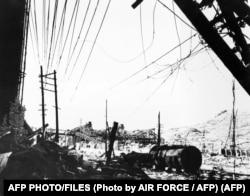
[1, 0, 250, 194]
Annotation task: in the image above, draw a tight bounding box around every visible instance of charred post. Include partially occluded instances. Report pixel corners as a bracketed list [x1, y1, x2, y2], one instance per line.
[158, 112, 161, 146]
[106, 121, 118, 165]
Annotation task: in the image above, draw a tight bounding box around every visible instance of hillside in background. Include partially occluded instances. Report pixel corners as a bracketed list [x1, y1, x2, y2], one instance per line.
[162, 110, 250, 154]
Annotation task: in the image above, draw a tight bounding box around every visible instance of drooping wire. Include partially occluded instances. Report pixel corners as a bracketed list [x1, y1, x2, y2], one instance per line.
[79, 0, 157, 65]
[70, 0, 112, 101]
[137, 42, 204, 84]
[98, 33, 198, 96]
[127, 60, 183, 119]
[205, 47, 231, 82]
[127, 45, 205, 119]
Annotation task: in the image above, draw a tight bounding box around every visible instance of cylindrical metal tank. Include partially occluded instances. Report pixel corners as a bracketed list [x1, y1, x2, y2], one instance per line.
[149, 145, 202, 173]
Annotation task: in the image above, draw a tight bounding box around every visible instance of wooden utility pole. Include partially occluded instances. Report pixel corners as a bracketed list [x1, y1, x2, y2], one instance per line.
[106, 122, 118, 165]
[40, 66, 46, 135]
[232, 80, 236, 180]
[105, 99, 108, 155]
[202, 129, 206, 153]
[231, 80, 236, 151]
[40, 68, 59, 142]
[158, 112, 161, 146]
[54, 70, 59, 142]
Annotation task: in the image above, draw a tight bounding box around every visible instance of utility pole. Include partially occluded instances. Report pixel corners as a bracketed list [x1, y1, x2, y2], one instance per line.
[232, 80, 236, 180]
[105, 99, 108, 155]
[106, 122, 118, 165]
[202, 129, 206, 153]
[40, 67, 59, 142]
[40, 66, 46, 135]
[231, 80, 236, 152]
[158, 112, 161, 146]
[54, 70, 59, 142]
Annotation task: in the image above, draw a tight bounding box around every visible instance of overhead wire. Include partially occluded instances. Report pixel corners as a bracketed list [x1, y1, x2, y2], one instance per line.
[78, 0, 158, 65]
[127, 44, 206, 119]
[157, 0, 196, 31]
[170, 0, 182, 93]
[205, 47, 231, 82]
[98, 33, 198, 96]
[126, 60, 183, 120]
[139, 3, 149, 99]
[172, 0, 182, 60]
[56, 10, 66, 70]
[29, 5, 39, 65]
[45, 0, 51, 68]
[47, 0, 59, 73]
[28, 22, 38, 64]
[171, 44, 209, 83]
[137, 42, 204, 84]
[56, 0, 80, 71]
[70, 0, 112, 101]
[140, 5, 148, 68]
[65, 0, 80, 70]
[32, 0, 41, 64]
[152, 0, 157, 45]
[186, 54, 219, 72]
[50, 0, 68, 71]
[64, 0, 91, 77]
[190, 28, 193, 53]
[67, 0, 100, 81]
[42, 0, 46, 63]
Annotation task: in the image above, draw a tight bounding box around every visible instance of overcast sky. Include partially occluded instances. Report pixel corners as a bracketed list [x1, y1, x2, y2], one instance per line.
[23, 0, 250, 131]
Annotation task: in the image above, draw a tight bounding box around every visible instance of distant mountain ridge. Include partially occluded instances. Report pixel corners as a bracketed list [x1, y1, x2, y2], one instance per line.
[162, 110, 250, 153]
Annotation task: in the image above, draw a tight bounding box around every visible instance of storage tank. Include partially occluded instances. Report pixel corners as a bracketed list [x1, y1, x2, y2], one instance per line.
[149, 145, 202, 173]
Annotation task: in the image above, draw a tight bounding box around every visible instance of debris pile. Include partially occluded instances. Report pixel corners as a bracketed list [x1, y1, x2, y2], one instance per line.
[0, 141, 97, 179]
[0, 140, 150, 181]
